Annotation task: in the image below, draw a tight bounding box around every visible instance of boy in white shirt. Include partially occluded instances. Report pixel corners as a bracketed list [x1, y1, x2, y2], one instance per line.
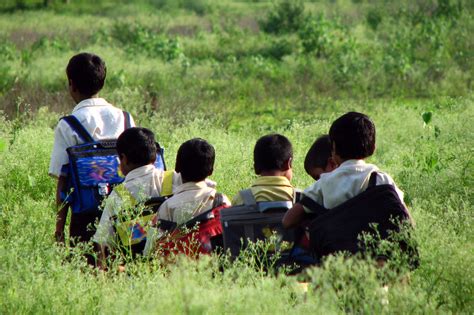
[93, 127, 180, 265]
[49, 52, 135, 244]
[157, 138, 230, 225]
[283, 112, 411, 228]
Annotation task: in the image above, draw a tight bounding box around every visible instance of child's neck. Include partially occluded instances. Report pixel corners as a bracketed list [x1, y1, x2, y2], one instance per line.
[73, 93, 99, 104]
[259, 170, 286, 177]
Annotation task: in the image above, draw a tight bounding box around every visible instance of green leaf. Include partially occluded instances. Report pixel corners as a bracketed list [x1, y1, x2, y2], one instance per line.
[422, 111, 432, 126]
[0, 138, 6, 152]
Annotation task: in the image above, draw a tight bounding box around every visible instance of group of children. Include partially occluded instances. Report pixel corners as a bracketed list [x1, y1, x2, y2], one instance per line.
[50, 52, 411, 266]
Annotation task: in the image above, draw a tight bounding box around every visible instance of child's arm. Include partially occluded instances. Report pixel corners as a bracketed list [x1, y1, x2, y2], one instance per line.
[55, 176, 69, 243]
[282, 203, 306, 229]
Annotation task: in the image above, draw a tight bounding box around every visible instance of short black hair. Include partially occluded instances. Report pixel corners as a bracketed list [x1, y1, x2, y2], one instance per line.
[254, 134, 293, 174]
[329, 112, 376, 160]
[304, 134, 331, 174]
[117, 127, 157, 167]
[175, 138, 215, 182]
[66, 52, 106, 97]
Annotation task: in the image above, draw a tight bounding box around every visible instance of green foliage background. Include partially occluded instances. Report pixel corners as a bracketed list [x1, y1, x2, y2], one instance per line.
[0, 0, 473, 313]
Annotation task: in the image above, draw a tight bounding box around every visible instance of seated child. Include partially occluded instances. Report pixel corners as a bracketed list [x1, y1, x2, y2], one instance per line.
[93, 127, 180, 261]
[283, 111, 412, 228]
[304, 134, 337, 181]
[232, 133, 295, 205]
[50, 52, 135, 245]
[157, 138, 230, 225]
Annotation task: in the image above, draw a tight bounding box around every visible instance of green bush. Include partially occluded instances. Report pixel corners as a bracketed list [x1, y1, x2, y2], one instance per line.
[260, 0, 307, 34]
[110, 22, 184, 61]
[299, 13, 334, 57]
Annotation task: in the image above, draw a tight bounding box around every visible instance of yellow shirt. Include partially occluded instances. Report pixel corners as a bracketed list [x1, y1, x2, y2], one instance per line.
[232, 176, 295, 205]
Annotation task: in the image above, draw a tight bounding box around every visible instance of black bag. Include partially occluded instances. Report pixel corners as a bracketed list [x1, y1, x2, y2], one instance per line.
[220, 189, 297, 258]
[303, 172, 418, 266]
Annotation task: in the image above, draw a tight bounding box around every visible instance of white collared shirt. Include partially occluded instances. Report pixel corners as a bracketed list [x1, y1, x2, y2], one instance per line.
[48, 98, 135, 177]
[158, 181, 231, 225]
[92, 165, 181, 247]
[303, 159, 405, 211]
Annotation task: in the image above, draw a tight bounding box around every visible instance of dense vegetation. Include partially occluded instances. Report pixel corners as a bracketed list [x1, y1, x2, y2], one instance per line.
[0, 0, 473, 314]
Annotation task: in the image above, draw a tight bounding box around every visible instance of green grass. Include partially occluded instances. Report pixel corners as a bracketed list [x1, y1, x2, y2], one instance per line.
[0, 1, 473, 314]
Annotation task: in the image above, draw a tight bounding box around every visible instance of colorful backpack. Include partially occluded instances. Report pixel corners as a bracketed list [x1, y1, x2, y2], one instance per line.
[156, 193, 228, 257]
[112, 170, 175, 255]
[60, 112, 166, 214]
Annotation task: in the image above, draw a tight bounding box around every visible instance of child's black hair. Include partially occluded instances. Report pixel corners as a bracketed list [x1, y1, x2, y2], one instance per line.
[329, 112, 376, 160]
[254, 134, 293, 174]
[175, 138, 215, 182]
[304, 134, 331, 174]
[117, 127, 157, 167]
[66, 52, 106, 97]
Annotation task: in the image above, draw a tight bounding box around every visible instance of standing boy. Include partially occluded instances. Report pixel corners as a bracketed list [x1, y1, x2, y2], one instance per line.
[49, 52, 135, 244]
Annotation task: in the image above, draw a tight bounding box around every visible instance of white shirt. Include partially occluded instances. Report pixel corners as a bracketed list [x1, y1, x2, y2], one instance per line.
[158, 181, 231, 225]
[303, 159, 405, 211]
[49, 98, 135, 177]
[92, 165, 181, 247]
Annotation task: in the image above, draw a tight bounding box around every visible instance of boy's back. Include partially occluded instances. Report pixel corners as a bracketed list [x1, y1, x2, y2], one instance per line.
[304, 159, 404, 209]
[232, 176, 294, 205]
[158, 181, 226, 224]
[49, 98, 134, 177]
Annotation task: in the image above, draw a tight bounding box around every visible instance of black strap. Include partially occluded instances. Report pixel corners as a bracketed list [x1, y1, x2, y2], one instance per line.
[299, 196, 327, 217]
[212, 192, 224, 209]
[123, 111, 132, 129]
[240, 189, 257, 206]
[61, 115, 94, 143]
[367, 172, 378, 190]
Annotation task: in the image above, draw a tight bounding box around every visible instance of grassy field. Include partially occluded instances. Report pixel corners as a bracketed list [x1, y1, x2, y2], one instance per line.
[1, 0, 473, 314]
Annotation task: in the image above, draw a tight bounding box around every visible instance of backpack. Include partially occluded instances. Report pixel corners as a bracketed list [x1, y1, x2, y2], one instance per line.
[303, 172, 418, 267]
[60, 112, 166, 214]
[156, 193, 228, 257]
[112, 170, 175, 255]
[220, 189, 299, 259]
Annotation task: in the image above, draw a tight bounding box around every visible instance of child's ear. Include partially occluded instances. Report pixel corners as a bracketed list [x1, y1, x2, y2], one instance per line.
[326, 157, 338, 171]
[283, 158, 292, 171]
[119, 153, 127, 164]
[208, 168, 214, 176]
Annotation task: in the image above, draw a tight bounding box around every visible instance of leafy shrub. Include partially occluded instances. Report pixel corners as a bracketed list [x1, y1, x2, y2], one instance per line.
[299, 13, 334, 57]
[260, 37, 294, 60]
[366, 8, 383, 31]
[111, 22, 184, 61]
[260, 0, 307, 34]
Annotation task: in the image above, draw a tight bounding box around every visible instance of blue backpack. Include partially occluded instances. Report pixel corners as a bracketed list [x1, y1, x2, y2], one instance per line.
[60, 112, 166, 214]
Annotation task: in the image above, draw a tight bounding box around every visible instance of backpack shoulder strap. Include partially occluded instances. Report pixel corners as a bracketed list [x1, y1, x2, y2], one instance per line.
[123, 111, 132, 130]
[367, 172, 378, 190]
[160, 170, 174, 196]
[113, 184, 137, 208]
[299, 195, 327, 217]
[239, 189, 256, 206]
[212, 192, 224, 208]
[61, 115, 94, 143]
